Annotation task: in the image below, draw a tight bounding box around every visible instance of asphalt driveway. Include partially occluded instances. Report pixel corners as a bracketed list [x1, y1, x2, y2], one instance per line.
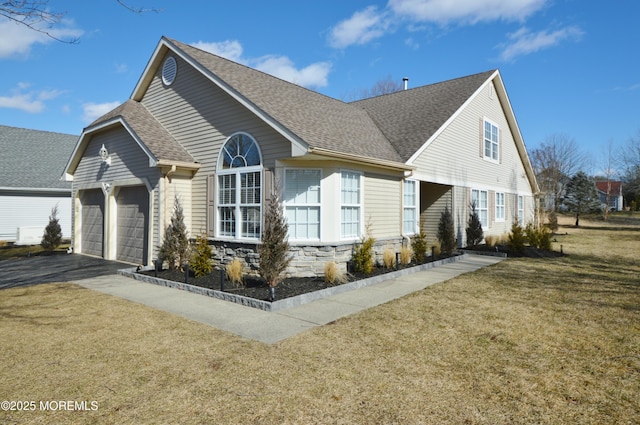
[0, 253, 129, 289]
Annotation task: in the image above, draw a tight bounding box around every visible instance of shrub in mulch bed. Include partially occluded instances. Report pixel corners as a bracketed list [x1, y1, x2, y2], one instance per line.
[139, 254, 455, 302]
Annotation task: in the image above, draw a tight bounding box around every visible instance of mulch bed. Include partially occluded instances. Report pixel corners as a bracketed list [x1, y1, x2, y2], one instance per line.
[139, 245, 564, 302]
[139, 255, 446, 302]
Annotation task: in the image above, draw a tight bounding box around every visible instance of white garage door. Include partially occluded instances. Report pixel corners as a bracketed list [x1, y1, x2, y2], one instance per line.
[116, 186, 149, 265]
[80, 189, 104, 257]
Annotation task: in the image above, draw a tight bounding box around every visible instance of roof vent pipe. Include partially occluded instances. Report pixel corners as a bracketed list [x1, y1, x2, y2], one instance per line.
[403, 77, 409, 90]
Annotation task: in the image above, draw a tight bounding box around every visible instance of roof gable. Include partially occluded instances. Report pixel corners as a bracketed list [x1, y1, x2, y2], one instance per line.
[65, 100, 196, 178]
[133, 37, 405, 165]
[352, 70, 496, 162]
[595, 181, 622, 196]
[0, 125, 77, 190]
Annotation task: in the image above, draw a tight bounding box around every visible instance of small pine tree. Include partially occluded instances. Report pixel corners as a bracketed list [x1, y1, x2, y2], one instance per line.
[352, 235, 375, 274]
[41, 205, 62, 252]
[508, 220, 526, 255]
[258, 191, 291, 297]
[411, 230, 428, 263]
[437, 206, 456, 256]
[465, 201, 484, 247]
[191, 231, 213, 278]
[159, 196, 190, 270]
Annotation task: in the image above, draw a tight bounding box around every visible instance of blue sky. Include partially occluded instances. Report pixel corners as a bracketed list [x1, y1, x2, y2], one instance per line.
[1, 0, 638, 171]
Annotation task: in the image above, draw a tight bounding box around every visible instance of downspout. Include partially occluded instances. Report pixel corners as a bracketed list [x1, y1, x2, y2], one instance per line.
[164, 165, 177, 228]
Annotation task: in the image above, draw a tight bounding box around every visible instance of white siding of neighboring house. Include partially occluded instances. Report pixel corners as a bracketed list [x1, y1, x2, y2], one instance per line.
[0, 192, 72, 242]
[411, 80, 536, 244]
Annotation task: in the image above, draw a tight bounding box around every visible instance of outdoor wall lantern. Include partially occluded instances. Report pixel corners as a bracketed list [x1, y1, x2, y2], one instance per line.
[99, 144, 111, 166]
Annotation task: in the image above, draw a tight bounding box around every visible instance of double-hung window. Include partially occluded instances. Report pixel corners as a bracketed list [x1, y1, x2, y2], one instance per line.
[217, 133, 262, 239]
[471, 189, 488, 228]
[403, 180, 417, 234]
[484, 119, 499, 162]
[495, 192, 505, 221]
[284, 169, 321, 240]
[341, 171, 361, 239]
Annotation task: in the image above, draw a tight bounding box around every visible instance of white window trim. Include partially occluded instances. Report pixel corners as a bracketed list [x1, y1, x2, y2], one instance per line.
[403, 179, 418, 235]
[340, 170, 363, 240]
[283, 168, 322, 241]
[495, 192, 505, 222]
[216, 132, 263, 241]
[483, 117, 500, 164]
[471, 189, 489, 230]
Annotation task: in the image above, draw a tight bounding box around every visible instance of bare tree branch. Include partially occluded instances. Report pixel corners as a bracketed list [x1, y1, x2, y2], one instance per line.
[0, 0, 78, 43]
[116, 0, 161, 14]
[0, 0, 161, 44]
[531, 133, 587, 212]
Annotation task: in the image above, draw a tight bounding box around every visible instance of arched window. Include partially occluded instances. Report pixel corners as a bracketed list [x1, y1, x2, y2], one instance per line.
[217, 133, 262, 239]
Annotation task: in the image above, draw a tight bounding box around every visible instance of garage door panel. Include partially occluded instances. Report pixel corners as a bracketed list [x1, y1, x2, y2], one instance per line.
[80, 189, 104, 257]
[117, 186, 149, 265]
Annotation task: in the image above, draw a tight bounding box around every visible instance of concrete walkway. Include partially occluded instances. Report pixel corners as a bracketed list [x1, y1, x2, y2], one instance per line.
[75, 254, 503, 344]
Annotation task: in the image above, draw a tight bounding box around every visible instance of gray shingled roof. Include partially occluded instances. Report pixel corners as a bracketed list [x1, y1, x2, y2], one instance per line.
[89, 37, 494, 168]
[89, 100, 196, 164]
[0, 125, 77, 190]
[167, 38, 404, 164]
[351, 70, 496, 162]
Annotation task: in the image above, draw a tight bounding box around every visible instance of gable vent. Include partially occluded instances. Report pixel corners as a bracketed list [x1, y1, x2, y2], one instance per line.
[162, 56, 177, 86]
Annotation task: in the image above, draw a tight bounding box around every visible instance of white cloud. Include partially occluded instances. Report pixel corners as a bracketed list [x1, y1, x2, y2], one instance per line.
[388, 0, 546, 24]
[328, 6, 390, 49]
[254, 56, 331, 88]
[190, 40, 332, 88]
[82, 101, 121, 123]
[0, 18, 82, 58]
[0, 83, 64, 113]
[327, 0, 550, 49]
[498, 26, 584, 61]
[192, 40, 244, 63]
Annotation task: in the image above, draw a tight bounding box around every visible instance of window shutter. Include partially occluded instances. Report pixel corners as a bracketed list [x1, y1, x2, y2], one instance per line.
[479, 118, 484, 158]
[489, 190, 495, 226]
[206, 174, 216, 236]
[499, 128, 503, 164]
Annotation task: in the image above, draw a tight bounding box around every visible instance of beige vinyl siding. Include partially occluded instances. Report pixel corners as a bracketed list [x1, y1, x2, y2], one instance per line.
[420, 183, 452, 243]
[412, 81, 534, 199]
[412, 81, 536, 233]
[72, 127, 161, 260]
[364, 173, 401, 239]
[141, 53, 292, 233]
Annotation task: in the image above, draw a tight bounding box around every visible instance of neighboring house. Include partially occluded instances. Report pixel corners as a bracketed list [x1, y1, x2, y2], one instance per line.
[595, 180, 623, 211]
[63, 36, 539, 273]
[0, 125, 77, 243]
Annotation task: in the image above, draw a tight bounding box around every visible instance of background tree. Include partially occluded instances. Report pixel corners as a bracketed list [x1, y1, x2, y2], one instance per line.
[41, 204, 62, 252]
[437, 206, 456, 256]
[562, 171, 602, 226]
[621, 130, 640, 209]
[258, 190, 291, 301]
[597, 139, 618, 220]
[465, 201, 484, 247]
[159, 196, 190, 270]
[343, 75, 404, 101]
[530, 133, 587, 212]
